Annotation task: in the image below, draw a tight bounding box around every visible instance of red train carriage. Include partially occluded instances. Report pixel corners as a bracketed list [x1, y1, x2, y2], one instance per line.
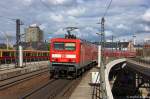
[103, 50, 136, 58]
[49, 38, 98, 78]
[0, 50, 49, 64]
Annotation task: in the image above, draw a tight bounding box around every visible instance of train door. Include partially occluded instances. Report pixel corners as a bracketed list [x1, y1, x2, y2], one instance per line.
[0, 50, 1, 57]
[80, 43, 85, 67]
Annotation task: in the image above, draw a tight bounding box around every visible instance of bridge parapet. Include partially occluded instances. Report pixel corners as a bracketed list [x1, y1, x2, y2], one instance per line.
[105, 58, 126, 99]
[104, 57, 149, 99]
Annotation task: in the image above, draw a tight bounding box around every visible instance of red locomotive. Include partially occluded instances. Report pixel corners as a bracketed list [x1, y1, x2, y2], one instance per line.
[49, 38, 98, 78]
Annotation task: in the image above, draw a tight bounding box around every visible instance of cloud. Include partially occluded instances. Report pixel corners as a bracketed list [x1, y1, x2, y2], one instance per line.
[0, 0, 150, 43]
[76, 0, 84, 4]
[17, 0, 33, 6]
[49, 13, 64, 22]
[42, 0, 74, 6]
[47, 0, 66, 5]
[144, 25, 150, 31]
[54, 28, 65, 35]
[85, 27, 94, 31]
[39, 23, 47, 30]
[68, 16, 76, 20]
[105, 30, 113, 37]
[142, 8, 150, 22]
[67, 7, 86, 16]
[112, 0, 149, 7]
[116, 24, 128, 30]
[23, 0, 32, 3]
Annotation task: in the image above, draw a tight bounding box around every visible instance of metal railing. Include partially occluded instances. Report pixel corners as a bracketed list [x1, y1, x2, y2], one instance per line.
[92, 72, 101, 99]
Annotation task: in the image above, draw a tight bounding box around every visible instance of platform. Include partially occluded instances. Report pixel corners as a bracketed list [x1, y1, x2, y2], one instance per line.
[0, 61, 49, 81]
[70, 67, 99, 99]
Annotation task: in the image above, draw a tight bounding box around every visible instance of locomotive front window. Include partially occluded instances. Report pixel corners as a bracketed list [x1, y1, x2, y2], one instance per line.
[54, 42, 75, 50]
[54, 43, 65, 50]
[65, 43, 75, 50]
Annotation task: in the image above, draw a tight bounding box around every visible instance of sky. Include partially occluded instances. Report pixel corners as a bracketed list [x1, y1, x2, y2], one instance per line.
[0, 0, 150, 44]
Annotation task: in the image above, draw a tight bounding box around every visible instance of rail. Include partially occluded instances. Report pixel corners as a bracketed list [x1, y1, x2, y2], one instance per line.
[128, 57, 150, 65]
[21, 78, 81, 99]
[126, 57, 150, 77]
[21, 68, 87, 99]
[55, 78, 81, 99]
[0, 67, 49, 90]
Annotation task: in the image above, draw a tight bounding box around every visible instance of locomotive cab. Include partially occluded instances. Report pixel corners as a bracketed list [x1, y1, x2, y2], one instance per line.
[49, 38, 80, 78]
[51, 42, 77, 63]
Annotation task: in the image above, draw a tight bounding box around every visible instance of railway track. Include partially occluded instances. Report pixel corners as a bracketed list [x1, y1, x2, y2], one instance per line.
[0, 67, 49, 90]
[21, 78, 81, 99]
[0, 64, 92, 99]
[21, 70, 89, 99]
[21, 79, 72, 99]
[56, 78, 81, 99]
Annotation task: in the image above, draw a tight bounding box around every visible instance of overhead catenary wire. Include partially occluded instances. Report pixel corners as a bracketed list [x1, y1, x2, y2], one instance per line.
[0, 15, 28, 28]
[103, 0, 113, 17]
[40, 0, 53, 10]
[0, 15, 16, 21]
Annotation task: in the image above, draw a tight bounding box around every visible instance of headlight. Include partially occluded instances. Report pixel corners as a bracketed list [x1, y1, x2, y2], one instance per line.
[66, 54, 76, 58]
[52, 54, 61, 58]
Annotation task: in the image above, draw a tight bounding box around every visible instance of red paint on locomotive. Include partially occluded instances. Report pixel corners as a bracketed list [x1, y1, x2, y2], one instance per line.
[49, 38, 98, 78]
[50, 38, 98, 65]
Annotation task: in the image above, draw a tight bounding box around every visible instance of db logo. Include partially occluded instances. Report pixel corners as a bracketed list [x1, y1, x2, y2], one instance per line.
[61, 54, 65, 58]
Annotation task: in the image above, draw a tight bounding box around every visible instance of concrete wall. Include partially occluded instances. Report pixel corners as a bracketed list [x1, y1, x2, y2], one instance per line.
[105, 58, 126, 99]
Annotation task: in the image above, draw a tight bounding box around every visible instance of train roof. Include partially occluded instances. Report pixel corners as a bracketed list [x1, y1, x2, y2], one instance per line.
[50, 38, 95, 45]
[51, 38, 78, 40]
[51, 38, 80, 42]
[0, 49, 49, 52]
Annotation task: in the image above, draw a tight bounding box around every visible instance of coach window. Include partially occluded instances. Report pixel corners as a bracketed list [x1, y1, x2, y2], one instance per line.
[3, 51, 9, 56]
[47, 53, 49, 56]
[0, 51, 1, 57]
[23, 52, 26, 57]
[11, 52, 14, 57]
